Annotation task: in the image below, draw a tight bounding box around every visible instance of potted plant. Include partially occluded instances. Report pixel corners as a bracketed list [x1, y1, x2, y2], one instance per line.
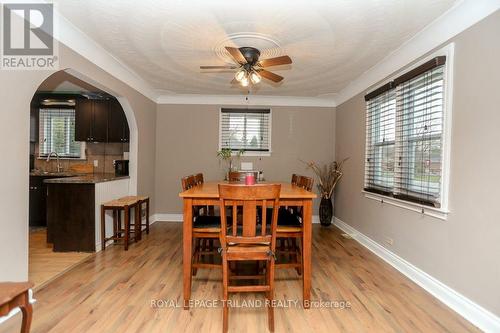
[303, 158, 348, 226]
[217, 148, 244, 179]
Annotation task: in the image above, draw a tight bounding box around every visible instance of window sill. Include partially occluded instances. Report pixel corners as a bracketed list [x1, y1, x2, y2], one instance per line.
[242, 151, 271, 157]
[362, 190, 449, 220]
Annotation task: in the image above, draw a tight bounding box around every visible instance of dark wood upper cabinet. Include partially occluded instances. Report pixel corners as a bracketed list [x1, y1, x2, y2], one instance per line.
[91, 100, 108, 142]
[75, 99, 93, 141]
[75, 98, 129, 143]
[107, 99, 130, 143]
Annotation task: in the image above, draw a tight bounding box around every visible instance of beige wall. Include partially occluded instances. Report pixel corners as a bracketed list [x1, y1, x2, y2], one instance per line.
[155, 104, 335, 214]
[0, 44, 156, 281]
[335, 11, 500, 316]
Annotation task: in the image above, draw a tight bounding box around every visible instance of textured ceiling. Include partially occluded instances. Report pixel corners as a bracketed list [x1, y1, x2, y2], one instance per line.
[54, 0, 457, 97]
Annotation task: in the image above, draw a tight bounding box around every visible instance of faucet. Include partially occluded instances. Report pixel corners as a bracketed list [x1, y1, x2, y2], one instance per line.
[46, 152, 62, 173]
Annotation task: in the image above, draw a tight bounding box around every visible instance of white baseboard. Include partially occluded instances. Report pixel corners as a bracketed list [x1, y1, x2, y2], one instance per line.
[153, 213, 184, 222]
[333, 217, 500, 333]
[153, 213, 321, 224]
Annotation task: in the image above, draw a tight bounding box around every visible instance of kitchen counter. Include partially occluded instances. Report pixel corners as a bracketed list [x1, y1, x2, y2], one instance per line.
[44, 174, 130, 252]
[43, 173, 129, 184]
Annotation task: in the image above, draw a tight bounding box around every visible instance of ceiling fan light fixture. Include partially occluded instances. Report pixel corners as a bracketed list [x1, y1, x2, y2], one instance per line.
[249, 71, 261, 84]
[240, 76, 250, 87]
[235, 69, 247, 82]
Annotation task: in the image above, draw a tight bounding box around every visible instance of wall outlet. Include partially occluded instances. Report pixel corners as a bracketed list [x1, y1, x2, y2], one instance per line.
[384, 236, 394, 246]
[93, 160, 99, 167]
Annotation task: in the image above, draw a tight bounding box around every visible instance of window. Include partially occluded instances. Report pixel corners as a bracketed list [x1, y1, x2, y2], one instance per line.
[39, 108, 82, 158]
[365, 56, 447, 208]
[219, 108, 271, 153]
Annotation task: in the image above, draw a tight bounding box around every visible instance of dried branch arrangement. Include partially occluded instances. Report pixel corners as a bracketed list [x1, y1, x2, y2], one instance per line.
[301, 158, 349, 199]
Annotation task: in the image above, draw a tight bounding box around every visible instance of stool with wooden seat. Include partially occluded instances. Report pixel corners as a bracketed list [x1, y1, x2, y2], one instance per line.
[0, 282, 33, 333]
[219, 183, 280, 333]
[181, 174, 221, 277]
[101, 196, 141, 251]
[276, 175, 314, 275]
[115, 195, 150, 241]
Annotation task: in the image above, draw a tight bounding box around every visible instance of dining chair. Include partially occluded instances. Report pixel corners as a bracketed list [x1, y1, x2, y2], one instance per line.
[181, 174, 221, 277]
[218, 183, 281, 333]
[194, 173, 204, 185]
[228, 171, 259, 182]
[276, 175, 314, 275]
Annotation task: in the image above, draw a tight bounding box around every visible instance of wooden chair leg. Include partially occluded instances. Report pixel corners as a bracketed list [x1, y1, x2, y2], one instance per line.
[296, 237, 303, 276]
[222, 256, 229, 333]
[192, 238, 200, 276]
[20, 302, 33, 333]
[124, 206, 129, 251]
[100, 205, 106, 251]
[267, 259, 275, 332]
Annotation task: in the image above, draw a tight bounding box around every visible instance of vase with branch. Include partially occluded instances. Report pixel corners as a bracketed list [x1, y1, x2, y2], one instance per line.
[302, 158, 348, 226]
[217, 148, 244, 180]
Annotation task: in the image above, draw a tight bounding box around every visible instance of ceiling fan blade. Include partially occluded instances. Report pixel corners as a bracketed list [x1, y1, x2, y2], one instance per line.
[258, 69, 284, 83]
[258, 55, 292, 67]
[200, 65, 238, 69]
[225, 46, 247, 65]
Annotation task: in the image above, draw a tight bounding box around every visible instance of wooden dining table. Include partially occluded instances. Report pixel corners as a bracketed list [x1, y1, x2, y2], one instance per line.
[179, 181, 317, 309]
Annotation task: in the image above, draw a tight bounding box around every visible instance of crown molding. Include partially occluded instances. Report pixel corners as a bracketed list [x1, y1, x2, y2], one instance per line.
[335, 0, 500, 106]
[156, 94, 336, 107]
[48, 5, 159, 101]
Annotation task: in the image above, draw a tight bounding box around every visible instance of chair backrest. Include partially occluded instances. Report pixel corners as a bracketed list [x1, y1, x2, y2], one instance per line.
[291, 174, 299, 185]
[181, 175, 197, 191]
[219, 184, 281, 249]
[297, 175, 314, 191]
[194, 173, 204, 185]
[228, 171, 259, 182]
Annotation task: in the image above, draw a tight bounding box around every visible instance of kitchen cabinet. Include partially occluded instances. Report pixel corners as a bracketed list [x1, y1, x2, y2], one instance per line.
[107, 99, 130, 143]
[75, 98, 129, 143]
[29, 176, 45, 227]
[75, 99, 108, 142]
[47, 183, 95, 252]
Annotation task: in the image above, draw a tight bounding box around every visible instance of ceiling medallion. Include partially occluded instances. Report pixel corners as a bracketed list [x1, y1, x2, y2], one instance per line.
[213, 32, 282, 64]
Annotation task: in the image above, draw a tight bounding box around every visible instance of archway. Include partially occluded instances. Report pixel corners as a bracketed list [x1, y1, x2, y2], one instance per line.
[27, 68, 139, 287]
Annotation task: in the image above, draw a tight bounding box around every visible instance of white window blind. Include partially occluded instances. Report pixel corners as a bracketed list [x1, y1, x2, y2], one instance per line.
[364, 56, 446, 208]
[220, 108, 271, 152]
[394, 64, 444, 206]
[39, 108, 82, 158]
[365, 85, 396, 192]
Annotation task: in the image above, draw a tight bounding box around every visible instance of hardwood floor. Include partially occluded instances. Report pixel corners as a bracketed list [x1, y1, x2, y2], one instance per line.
[3, 223, 479, 333]
[29, 229, 92, 290]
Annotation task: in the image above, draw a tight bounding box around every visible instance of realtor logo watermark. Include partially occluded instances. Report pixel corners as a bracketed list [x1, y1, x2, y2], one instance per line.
[1, 3, 58, 70]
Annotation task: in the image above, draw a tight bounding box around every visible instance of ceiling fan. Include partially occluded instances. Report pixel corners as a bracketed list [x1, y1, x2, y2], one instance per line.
[200, 46, 292, 86]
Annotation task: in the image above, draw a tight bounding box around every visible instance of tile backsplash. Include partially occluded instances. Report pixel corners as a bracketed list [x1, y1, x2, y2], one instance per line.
[34, 142, 129, 174]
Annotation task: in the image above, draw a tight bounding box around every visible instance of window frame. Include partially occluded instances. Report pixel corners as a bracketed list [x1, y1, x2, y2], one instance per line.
[218, 107, 272, 157]
[38, 107, 86, 160]
[363, 44, 454, 219]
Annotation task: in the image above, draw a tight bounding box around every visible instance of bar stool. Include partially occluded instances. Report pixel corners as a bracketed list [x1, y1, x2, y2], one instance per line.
[101, 196, 140, 251]
[115, 195, 150, 241]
